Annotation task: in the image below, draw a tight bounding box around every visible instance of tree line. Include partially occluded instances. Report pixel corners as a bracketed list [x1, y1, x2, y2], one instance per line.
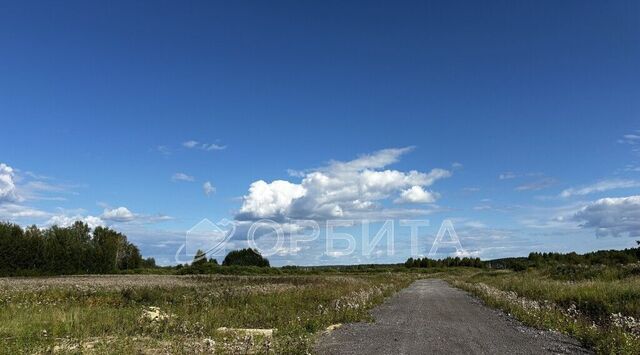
[527, 246, 640, 266]
[404, 244, 640, 272]
[404, 256, 484, 268]
[0, 221, 155, 276]
[486, 243, 640, 271]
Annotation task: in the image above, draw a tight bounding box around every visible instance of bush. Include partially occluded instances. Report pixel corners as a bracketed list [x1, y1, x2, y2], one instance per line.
[510, 260, 529, 271]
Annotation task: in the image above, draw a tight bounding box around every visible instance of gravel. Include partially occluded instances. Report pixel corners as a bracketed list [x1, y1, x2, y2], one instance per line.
[315, 279, 591, 355]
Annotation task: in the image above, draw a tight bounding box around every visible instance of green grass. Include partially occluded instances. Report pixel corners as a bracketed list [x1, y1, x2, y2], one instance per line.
[2, 266, 639, 354]
[0, 274, 418, 354]
[442, 267, 640, 354]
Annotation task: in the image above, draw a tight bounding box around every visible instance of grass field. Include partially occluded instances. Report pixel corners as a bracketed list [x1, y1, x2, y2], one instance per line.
[443, 265, 640, 354]
[0, 273, 418, 354]
[1, 266, 640, 354]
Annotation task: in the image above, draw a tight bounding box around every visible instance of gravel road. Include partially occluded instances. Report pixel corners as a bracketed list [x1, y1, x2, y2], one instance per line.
[316, 279, 591, 354]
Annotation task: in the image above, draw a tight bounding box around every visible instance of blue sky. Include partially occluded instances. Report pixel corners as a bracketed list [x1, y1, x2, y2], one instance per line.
[1, 0, 639, 265]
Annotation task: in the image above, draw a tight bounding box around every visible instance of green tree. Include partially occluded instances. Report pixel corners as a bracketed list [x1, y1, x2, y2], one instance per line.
[222, 248, 270, 267]
[192, 249, 208, 267]
[0, 221, 149, 275]
[141, 257, 157, 268]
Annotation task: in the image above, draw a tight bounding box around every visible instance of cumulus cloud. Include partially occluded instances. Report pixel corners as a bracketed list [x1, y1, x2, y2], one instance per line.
[237, 180, 306, 220]
[203, 181, 215, 196]
[0, 164, 79, 203]
[560, 179, 640, 198]
[395, 186, 439, 204]
[171, 173, 195, 182]
[102, 207, 135, 222]
[0, 163, 21, 203]
[236, 148, 451, 221]
[572, 195, 640, 238]
[46, 214, 105, 229]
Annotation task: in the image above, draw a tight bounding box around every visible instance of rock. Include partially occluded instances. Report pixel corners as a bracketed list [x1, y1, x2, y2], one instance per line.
[326, 324, 342, 331]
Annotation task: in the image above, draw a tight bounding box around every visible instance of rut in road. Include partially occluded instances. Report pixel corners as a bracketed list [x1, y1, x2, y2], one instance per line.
[316, 279, 591, 355]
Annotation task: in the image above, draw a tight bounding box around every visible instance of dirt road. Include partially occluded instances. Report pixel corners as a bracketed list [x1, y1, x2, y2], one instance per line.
[316, 279, 590, 354]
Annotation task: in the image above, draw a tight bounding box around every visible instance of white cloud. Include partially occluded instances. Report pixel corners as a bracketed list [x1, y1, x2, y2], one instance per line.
[23, 171, 51, 180]
[100, 205, 172, 224]
[618, 131, 640, 154]
[183, 140, 199, 148]
[154, 145, 171, 156]
[102, 207, 135, 222]
[0, 163, 21, 203]
[395, 186, 439, 204]
[46, 214, 105, 229]
[515, 178, 556, 191]
[618, 132, 640, 145]
[237, 180, 306, 220]
[203, 181, 215, 196]
[0, 203, 50, 219]
[236, 148, 451, 221]
[183, 140, 227, 151]
[572, 195, 640, 238]
[326, 147, 413, 172]
[0, 164, 168, 229]
[202, 143, 226, 151]
[45, 208, 169, 229]
[286, 169, 306, 178]
[560, 179, 640, 198]
[171, 173, 195, 182]
[623, 164, 640, 172]
[147, 214, 173, 222]
[499, 172, 517, 180]
[22, 181, 68, 193]
[17, 180, 79, 202]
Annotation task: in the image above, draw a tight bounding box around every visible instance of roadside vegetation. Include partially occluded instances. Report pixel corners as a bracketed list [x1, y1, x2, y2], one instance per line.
[441, 245, 640, 354]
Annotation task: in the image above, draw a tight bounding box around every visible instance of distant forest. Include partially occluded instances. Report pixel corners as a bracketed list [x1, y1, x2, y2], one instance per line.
[0, 221, 273, 276]
[2, 220, 640, 276]
[0, 221, 155, 276]
[405, 256, 484, 268]
[488, 244, 640, 271]
[405, 245, 640, 271]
